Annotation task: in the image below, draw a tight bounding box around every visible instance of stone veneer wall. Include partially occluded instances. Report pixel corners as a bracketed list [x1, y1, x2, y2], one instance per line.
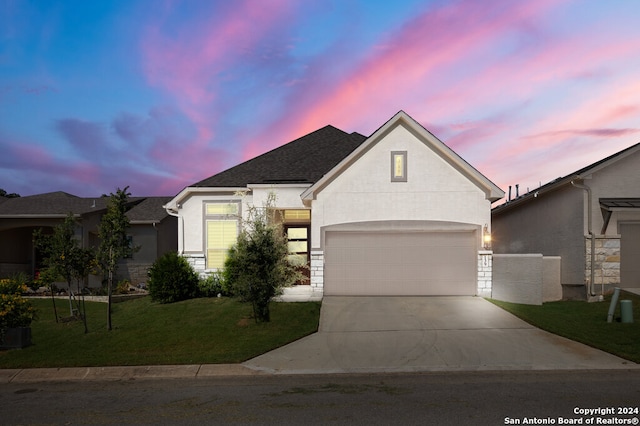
[119, 263, 153, 286]
[184, 253, 207, 277]
[310, 250, 324, 292]
[477, 251, 493, 297]
[585, 236, 620, 289]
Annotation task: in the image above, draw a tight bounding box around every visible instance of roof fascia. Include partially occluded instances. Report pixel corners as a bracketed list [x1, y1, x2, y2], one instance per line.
[164, 186, 250, 211]
[491, 175, 576, 214]
[302, 111, 504, 202]
[574, 143, 640, 178]
[248, 183, 312, 189]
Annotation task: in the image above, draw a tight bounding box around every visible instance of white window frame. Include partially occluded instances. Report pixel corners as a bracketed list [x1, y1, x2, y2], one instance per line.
[204, 201, 240, 270]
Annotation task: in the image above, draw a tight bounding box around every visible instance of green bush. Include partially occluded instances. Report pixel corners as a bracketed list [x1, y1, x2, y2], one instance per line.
[148, 252, 199, 304]
[197, 272, 228, 298]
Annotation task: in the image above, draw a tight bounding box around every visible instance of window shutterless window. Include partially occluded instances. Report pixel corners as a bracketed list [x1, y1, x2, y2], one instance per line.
[205, 202, 239, 269]
[391, 151, 407, 182]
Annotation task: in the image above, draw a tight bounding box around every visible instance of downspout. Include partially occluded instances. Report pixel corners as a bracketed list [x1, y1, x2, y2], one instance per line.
[165, 207, 184, 255]
[571, 179, 596, 297]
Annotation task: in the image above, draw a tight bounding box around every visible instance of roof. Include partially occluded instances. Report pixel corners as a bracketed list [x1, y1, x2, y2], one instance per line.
[0, 191, 172, 223]
[493, 141, 640, 215]
[0, 191, 108, 217]
[192, 125, 367, 187]
[302, 111, 505, 203]
[126, 197, 174, 223]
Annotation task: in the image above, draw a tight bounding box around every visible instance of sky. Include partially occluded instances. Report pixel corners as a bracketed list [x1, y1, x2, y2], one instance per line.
[1, 0, 639, 201]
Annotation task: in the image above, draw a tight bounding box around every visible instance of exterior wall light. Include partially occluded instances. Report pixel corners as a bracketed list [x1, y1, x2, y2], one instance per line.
[483, 224, 492, 250]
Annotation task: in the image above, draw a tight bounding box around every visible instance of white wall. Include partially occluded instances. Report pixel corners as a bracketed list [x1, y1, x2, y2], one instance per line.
[311, 124, 492, 248]
[177, 184, 310, 255]
[178, 192, 245, 254]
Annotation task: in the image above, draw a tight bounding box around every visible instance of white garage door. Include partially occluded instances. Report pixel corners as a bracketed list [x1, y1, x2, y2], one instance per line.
[324, 230, 477, 296]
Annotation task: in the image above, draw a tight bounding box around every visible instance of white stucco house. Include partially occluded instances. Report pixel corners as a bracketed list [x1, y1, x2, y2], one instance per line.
[164, 111, 504, 300]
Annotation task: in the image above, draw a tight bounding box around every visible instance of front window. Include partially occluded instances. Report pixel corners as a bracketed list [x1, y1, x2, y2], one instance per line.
[205, 202, 239, 269]
[391, 151, 407, 182]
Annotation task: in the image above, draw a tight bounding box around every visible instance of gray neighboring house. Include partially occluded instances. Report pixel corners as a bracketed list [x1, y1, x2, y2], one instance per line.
[0, 191, 177, 287]
[491, 142, 640, 300]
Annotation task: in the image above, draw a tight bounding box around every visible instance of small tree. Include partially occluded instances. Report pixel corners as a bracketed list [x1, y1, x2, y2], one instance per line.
[223, 193, 302, 322]
[33, 213, 93, 329]
[97, 186, 136, 331]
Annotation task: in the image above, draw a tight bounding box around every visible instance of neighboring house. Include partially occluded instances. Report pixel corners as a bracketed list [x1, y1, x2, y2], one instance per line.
[164, 111, 504, 298]
[491, 142, 640, 299]
[0, 191, 177, 287]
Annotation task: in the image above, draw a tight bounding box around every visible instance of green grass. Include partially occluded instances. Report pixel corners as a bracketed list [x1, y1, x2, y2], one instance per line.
[0, 296, 321, 369]
[489, 290, 640, 363]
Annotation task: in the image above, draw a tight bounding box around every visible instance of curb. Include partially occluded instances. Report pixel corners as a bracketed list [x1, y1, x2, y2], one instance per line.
[2, 364, 265, 384]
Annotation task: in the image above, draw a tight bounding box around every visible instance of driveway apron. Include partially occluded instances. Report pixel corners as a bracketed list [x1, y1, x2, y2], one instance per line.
[243, 296, 636, 374]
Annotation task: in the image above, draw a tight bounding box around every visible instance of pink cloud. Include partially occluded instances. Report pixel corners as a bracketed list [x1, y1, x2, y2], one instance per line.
[236, 0, 566, 162]
[141, 0, 297, 152]
[288, 0, 563, 132]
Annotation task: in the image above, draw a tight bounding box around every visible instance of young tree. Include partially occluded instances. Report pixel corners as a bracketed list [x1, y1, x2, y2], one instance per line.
[33, 213, 92, 328]
[224, 193, 303, 322]
[97, 187, 135, 331]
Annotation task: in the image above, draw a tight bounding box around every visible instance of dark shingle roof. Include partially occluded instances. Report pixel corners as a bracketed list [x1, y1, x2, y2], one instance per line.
[0, 191, 108, 216]
[126, 197, 173, 223]
[192, 125, 367, 188]
[0, 192, 172, 223]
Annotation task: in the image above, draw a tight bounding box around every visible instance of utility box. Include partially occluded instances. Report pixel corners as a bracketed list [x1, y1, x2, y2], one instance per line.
[620, 300, 634, 323]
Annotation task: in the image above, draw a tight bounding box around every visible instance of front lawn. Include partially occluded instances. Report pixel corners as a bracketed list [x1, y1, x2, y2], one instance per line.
[0, 296, 321, 369]
[489, 290, 640, 364]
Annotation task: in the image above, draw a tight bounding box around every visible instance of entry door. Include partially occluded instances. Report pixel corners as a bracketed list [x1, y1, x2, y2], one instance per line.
[285, 225, 310, 284]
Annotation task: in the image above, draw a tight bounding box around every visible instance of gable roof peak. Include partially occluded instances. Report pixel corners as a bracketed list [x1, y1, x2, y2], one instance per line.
[302, 111, 504, 203]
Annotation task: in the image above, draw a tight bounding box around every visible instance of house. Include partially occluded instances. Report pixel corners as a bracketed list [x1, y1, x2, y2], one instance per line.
[164, 111, 504, 299]
[491, 142, 640, 300]
[0, 191, 177, 287]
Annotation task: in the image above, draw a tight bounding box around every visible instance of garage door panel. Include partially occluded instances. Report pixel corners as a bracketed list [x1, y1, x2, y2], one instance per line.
[621, 223, 640, 288]
[325, 230, 477, 296]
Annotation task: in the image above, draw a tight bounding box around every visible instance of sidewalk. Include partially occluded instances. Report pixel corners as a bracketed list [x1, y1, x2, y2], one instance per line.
[1, 364, 265, 384]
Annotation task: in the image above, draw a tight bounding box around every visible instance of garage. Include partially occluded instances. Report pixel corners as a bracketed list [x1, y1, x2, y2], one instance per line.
[620, 223, 640, 288]
[324, 230, 478, 296]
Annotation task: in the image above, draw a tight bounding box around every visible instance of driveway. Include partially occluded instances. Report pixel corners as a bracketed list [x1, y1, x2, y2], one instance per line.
[243, 296, 636, 374]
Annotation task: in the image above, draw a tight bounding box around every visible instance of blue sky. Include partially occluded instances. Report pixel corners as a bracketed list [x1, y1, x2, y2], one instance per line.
[1, 0, 639, 198]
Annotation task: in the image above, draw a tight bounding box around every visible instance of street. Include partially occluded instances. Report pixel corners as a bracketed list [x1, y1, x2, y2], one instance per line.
[2, 370, 640, 425]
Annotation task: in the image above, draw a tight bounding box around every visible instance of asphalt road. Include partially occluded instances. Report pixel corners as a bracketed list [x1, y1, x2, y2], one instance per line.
[2, 370, 639, 425]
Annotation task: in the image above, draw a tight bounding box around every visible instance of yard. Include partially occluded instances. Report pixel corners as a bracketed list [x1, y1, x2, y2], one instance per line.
[489, 290, 640, 364]
[2, 291, 639, 369]
[0, 296, 321, 369]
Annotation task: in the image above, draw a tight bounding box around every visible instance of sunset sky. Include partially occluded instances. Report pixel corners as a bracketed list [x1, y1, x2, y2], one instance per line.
[2, 0, 639, 200]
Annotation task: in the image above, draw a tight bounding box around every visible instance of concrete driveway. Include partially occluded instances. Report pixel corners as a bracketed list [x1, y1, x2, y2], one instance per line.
[243, 296, 636, 374]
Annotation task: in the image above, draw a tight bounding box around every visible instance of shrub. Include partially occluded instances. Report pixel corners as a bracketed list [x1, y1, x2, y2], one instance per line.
[115, 280, 131, 295]
[198, 272, 228, 298]
[0, 276, 38, 334]
[148, 252, 199, 304]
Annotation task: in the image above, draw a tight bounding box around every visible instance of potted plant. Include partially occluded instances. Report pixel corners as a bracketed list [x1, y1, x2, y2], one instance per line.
[0, 276, 37, 349]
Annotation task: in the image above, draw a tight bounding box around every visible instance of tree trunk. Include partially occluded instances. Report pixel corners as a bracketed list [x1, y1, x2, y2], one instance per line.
[50, 286, 58, 323]
[107, 247, 113, 331]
